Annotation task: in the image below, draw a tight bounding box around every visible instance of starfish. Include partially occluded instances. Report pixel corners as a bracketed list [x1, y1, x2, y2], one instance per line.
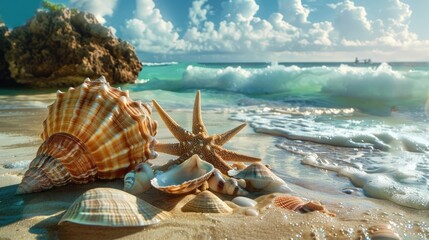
[152, 91, 261, 174]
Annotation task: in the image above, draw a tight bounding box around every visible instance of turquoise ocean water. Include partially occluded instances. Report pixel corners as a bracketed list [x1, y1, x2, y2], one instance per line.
[1, 61, 429, 209]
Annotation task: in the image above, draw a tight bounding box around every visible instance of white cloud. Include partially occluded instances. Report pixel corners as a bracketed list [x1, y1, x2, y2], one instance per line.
[115, 0, 429, 61]
[121, 0, 185, 53]
[278, 0, 310, 25]
[70, 0, 117, 24]
[332, 0, 372, 40]
[189, 0, 211, 27]
[221, 0, 259, 22]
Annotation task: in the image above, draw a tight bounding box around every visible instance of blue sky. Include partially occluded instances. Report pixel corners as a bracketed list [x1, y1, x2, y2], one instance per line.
[1, 0, 429, 62]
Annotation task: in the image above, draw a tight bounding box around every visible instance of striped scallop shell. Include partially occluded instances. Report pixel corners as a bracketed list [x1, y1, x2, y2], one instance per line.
[208, 169, 248, 196]
[228, 162, 285, 189]
[273, 195, 307, 211]
[182, 191, 233, 213]
[151, 154, 214, 195]
[17, 77, 158, 194]
[368, 224, 401, 240]
[59, 188, 169, 227]
[273, 195, 336, 216]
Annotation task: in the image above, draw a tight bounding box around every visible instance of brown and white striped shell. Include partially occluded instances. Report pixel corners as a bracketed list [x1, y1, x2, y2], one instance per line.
[59, 188, 170, 227]
[208, 169, 248, 196]
[181, 191, 233, 213]
[228, 162, 289, 192]
[273, 195, 336, 217]
[151, 154, 214, 195]
[17, 77, 158, 194]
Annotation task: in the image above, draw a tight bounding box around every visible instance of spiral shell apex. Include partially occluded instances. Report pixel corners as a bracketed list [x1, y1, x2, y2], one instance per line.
[17, 77, 158, 194]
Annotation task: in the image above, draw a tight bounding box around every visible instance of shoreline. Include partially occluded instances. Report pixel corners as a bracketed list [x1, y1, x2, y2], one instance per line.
[0, 108, 428, 239]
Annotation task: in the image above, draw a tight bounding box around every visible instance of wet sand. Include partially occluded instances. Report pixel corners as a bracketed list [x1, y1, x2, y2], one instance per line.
[0, 108, 428, 239]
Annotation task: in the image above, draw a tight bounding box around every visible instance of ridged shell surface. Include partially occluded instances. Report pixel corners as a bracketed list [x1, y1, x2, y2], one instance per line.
[273, 195, 306, 211]
[151, 154, 214, 195]
[182, 191, 233, 213]
[59, 188, 169, 227]
[17, 77, 158, 194]
[228, 162, 285, 189]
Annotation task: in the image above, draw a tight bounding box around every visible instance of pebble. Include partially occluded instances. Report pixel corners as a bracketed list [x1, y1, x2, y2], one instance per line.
[232, 196, 257, 207]
[245, 208, 259, 216]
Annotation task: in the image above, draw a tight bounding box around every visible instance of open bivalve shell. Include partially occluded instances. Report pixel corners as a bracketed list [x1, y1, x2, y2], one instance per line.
[59, 188, 170, 227]
[151, 154, 214, 195]
[17, 77, 158, 194]
[182, 191, 233, 213]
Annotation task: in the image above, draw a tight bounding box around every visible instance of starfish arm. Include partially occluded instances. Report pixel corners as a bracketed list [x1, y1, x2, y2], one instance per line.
[152, 99, 193, 141]
[214, 123, 247, 146]
[154, 142, 183, 156]
[216, 147, 261, 163]
[202, 148, 233, 174]
[192, 90, 208, 136]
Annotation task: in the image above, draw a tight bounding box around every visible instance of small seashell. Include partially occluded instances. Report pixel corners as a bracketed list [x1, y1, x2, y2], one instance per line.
[182, 191, 233, 213]
[208, 169, 249, 196]
[59, 188, 170, 227]
[302, 201, 336, 217]
[124, 163, 154, 195]
[368, 224, 401, 240]
[232, 196, 257, 207]
[151, 154, 214, 195]
[245, 208, 259, 216]
[228, 162, 288, 192]
[273, 195, 336, 217]
[273, 195, 306, 211]
[17, 77, 158, 194]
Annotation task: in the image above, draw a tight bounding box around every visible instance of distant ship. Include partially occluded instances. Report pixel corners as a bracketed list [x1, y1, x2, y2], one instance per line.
[354, 57, 372, 64]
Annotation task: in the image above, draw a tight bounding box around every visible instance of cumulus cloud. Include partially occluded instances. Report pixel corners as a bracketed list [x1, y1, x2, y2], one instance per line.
[332, 0, 371, 40]
[70, 0, 117, 24]
[115, 0, 428, 60]
[278, 0, 310, 25]
[121, 0, 185, 53]
[221, 0, 259, 22]
[189, 0, 211, 27]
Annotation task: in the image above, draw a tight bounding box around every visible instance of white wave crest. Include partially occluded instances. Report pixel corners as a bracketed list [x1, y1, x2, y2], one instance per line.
[142, 61, 179, 66]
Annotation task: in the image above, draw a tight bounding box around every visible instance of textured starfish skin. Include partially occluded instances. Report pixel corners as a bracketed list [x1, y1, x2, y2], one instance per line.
[153, 91, 261, 174]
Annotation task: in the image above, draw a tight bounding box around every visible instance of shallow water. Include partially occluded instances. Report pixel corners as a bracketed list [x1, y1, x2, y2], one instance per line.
[1, 61, 429, 211]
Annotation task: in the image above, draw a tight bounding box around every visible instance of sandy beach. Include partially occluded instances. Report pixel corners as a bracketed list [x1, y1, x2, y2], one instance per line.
[0, 106, 428, 240]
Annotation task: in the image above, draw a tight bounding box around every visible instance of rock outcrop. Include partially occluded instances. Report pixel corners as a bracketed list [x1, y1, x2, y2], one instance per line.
[0, 23, 16, 86]
[0, 9, 142, 88]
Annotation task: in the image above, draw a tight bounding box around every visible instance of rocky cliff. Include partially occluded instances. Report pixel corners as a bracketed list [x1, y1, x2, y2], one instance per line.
[0, 9, 142, 87]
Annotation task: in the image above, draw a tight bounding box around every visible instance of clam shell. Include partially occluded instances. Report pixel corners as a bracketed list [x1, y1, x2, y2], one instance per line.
[228, 162, 285, 189]
[208, 169, 249, 196]
[368, 224, 401, 240]
[17, 77, 158, 194]
[151, 154, 214, 195]
[59, 188, 170, 227]
[182, 191, 233, 213]
[124, 163, 154, 195]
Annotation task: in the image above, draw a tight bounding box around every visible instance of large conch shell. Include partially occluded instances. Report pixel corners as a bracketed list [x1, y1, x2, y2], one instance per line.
[17, 77, 158, 194]
[208, 169, 248, 196]
[59, 188, 170, 227]
[124, 163, 154, 195]
[228, 163, 291, 193]
[151, 154, 214, 195]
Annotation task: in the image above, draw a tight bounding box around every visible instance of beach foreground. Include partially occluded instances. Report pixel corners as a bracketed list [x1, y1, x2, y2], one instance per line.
[0, 107, 428, 239]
